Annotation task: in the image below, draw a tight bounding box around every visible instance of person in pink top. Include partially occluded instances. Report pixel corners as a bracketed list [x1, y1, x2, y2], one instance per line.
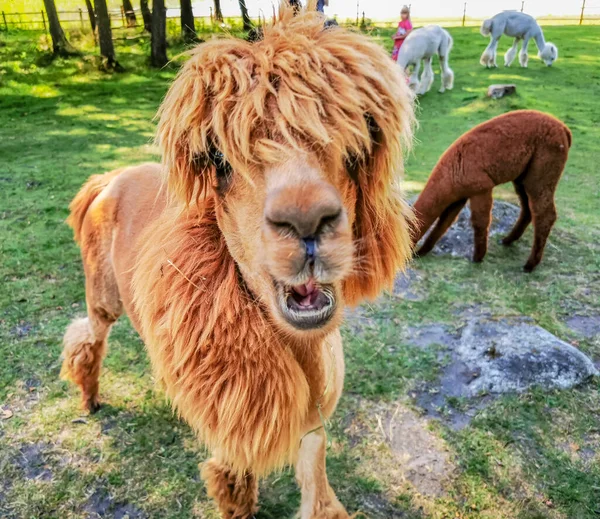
[391, 5, 413, 61]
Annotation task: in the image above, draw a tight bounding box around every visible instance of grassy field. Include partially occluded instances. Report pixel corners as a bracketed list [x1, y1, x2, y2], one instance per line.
[1, 24, 600, 519]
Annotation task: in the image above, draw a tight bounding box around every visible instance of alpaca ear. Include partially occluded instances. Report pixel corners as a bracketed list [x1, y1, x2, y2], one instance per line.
[343, 116, 414, 306]
[155, 51, 217, 205]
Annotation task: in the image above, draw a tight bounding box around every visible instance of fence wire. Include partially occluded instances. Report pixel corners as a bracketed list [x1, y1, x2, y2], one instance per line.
[1, 1, 599, 33]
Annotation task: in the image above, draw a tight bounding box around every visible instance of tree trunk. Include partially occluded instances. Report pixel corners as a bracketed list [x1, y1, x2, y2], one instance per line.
[238, 0, 252, 31]
[140, 0, 152, 32]
[180, 0, 197, 42]
[151, 0, 168, 67]
[42, 0, 76, 56]
[84, 0, 96, 32]
[213, 0, 223, 22]
[122, 0, 137, 27]
[95, 0, 122, 70]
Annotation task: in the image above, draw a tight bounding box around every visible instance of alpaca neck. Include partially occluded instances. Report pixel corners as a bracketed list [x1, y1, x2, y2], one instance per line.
[533, 30, 546, 52]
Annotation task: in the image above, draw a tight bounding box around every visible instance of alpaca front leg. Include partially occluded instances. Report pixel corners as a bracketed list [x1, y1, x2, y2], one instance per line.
[519, 37, 530, 67]
[469, 191, 493, 263]
[296, 429, 349, 519]
[480, 38, 499, 67]
[407, 60, 421, 90]
[438, 55, 454, 93]
[416, 57, 434, 95]
[61, 301, 119, 413]
[202, 458, 258, 519]
[504, 38, 519, 66]
[523, 196, 557, 272]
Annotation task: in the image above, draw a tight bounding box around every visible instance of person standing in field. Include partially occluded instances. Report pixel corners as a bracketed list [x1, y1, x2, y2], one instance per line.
[317, 0, 328, 13]
[392, 5, 413, 61]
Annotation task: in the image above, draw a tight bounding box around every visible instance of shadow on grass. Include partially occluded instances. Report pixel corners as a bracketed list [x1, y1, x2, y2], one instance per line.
[82, 399, 426, 518]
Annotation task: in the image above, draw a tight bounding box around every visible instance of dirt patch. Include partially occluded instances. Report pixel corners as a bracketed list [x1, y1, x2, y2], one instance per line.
[9, 321, 33, 338]
[358, 493, 410, 518]
[85, 487, 146, 518]
[393, 269, 427, 302]
[14, 442, 54, 481]
[344, 399, 456, 499]
[558, 437, 598, 468]
[566, 315, 600, 340]
[386, 406, 455, 498]
[344, 305, 378, 335]
[420, 200, 521, 259]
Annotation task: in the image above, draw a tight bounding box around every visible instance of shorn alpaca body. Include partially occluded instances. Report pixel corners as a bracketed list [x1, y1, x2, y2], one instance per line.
[396, 24, 454, 95]
[480, 11, 558, 68]
[60, 10, 414, 519]
[412, 110, 571, 272]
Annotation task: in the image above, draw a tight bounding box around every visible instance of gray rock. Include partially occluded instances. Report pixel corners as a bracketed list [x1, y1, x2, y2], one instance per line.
[406, 318, 598, 428]
[566, 315, 600, 340]
[457, 318, 598, 396]
[426, 200, 521, 258]
[487, 84, 517, 99]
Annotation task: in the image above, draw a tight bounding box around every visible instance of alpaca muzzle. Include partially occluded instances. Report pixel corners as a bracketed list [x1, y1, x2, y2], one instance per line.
[275, 276, 336, 330]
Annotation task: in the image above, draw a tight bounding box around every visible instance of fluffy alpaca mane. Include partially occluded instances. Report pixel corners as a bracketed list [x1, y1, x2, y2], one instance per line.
[156, 9, 415, 304]
[132, 200, 311, 475]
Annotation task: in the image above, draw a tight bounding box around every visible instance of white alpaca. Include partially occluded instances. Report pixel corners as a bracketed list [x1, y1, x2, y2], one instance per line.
[480, 11, 558, 68]
[396, 25, 454, 95]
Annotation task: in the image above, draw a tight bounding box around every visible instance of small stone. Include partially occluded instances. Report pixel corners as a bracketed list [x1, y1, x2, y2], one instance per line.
[487, 84, 517, 98]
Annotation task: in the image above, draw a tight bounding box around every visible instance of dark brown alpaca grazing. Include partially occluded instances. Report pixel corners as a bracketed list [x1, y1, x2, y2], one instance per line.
[412, 110, 571, 272]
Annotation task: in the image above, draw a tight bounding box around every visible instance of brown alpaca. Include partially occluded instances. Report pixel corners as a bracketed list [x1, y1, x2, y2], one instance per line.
[59, 9, 414, 518]
[411, 110, 571, 271]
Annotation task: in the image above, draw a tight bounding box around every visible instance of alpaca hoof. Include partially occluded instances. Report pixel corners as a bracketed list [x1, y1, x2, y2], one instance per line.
[523, 263, 536, 273]
[472, 257, 484, 263]
[501, 237, 512, 246]
[438, 88, 445, 93]
[84, 398, 101, 414]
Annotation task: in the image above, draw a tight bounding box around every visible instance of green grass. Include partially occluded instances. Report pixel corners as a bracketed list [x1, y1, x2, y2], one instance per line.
[1, 25, 600, 519]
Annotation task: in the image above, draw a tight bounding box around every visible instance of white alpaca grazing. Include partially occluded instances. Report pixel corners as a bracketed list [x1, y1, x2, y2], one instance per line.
[480, 11, 558, 68]
[396, 25, 454, 95]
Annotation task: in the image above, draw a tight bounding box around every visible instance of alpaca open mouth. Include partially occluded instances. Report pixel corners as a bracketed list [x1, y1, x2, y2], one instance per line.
[276, 278, 336, 330]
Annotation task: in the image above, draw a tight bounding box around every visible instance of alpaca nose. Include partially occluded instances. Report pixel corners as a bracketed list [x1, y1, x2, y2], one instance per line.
[264, 183, 343, 239]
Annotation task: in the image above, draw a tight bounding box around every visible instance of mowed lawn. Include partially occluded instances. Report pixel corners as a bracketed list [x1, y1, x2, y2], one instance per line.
[1, 24, 599, 519]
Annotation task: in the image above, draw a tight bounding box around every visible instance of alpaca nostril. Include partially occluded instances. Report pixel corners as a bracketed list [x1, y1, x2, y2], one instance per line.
[303, 237, 317, 263]
[265, 201, 342, 238]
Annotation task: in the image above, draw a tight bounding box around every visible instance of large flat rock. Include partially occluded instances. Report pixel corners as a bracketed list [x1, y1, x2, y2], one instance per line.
[456, 318, 598, 396]
[406, 317, 598, 428]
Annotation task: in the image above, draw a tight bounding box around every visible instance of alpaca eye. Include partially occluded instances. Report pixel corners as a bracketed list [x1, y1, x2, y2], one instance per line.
[207, 146, 233, 194]
[345, 154, 361, 183]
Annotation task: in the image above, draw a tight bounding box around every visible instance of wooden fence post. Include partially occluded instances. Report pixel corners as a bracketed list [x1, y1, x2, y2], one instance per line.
[41, 9, 47, 33]
[120, 6, 125, 27]
[79, 8, 84, 28]
[580, 0, 586, 25]
[462, 2, 467, 26]
[1, 11, 7, 31]
[210, 6, 213, 24]
[521, 1, 525, 12]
